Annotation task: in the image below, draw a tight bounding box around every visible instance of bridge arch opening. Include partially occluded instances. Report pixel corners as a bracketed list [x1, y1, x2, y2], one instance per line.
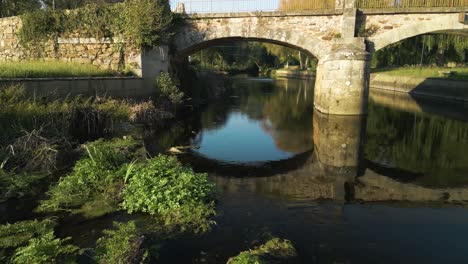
[369, 15, 467, 52]
[176, 38, 318, 77]
[370, 33, 468, 69]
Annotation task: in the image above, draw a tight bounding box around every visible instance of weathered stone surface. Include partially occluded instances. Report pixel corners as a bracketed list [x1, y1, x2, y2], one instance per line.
[0, 16, 142, 75]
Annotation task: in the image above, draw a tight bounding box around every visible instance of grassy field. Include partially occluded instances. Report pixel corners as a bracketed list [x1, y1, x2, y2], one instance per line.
[0, 61, 121, 78]
[372, 67, 468, 81]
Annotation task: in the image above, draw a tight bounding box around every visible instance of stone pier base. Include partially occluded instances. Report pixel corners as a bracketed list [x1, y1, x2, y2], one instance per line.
[314, 39, 371, 115]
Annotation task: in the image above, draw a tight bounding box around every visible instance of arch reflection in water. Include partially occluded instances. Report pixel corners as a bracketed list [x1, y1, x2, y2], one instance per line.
[210, 110, 368, 202]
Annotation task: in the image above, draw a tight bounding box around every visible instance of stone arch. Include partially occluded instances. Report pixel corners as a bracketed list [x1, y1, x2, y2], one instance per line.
[369, 14, 467, 52]
[174, 18, 332, 60]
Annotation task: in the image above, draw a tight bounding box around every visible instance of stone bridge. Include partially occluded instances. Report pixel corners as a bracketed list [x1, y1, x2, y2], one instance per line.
[174, 2, 468, 115]
[0, 1, 467, 115]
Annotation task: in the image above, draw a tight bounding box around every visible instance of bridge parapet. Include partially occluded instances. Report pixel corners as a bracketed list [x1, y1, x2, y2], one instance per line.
[171, 0, 467, 15]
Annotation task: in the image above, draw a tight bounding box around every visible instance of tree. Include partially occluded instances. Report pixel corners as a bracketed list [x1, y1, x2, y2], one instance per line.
[0, 0, 41, 17]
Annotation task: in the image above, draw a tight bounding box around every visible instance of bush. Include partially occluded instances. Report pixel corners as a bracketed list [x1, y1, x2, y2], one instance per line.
[122, 155, 215, 232]
[0, 169, 47, 202]
[37, 138, 137, 215]
[154, 73, 184, 107]
[228, 238, 297, 264]
[0, 219, 55, 249]
[95, 221, 145, 264]
[12, 232, 79, 264]
[0, 219, 79, 264]
[19, 0, 175, 48]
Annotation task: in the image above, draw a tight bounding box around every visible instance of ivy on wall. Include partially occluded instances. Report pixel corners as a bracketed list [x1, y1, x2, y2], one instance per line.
[18, 0, 176, 48]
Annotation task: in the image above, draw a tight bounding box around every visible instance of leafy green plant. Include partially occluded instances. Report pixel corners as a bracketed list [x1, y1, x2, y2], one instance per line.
[0, 219, 78, 264]
[122, 155, 216, 233]
[0, 219, 55, 249]
[37, 139, 134, 215]
[228, 238, 297, 264]
[0, 169, 47, 202]
[12, 232, 79, 264]
[95, 221, 145, 264]
[18, 0, 175, 48]
[154, 73, 184, 106]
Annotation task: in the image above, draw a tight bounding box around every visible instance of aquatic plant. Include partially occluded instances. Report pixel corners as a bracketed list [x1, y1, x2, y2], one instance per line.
[11, 232, 79, 264]
[95, 221, 145, 264]
[122, 155, 216, 233]
[37, 138, 138, 215]
[228, 238, 297, 264]
[0, 219, 79, 264]
[0, 169, 47, 202]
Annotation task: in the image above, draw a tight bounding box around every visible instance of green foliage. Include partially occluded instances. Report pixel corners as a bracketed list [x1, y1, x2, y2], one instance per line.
[372, 34, 467, 68]
[229, 238, 297, 264]
[0, 85, 132, 144]
[155, 73, 184, 106]
[0, 0, 41, 18]
[12, 232, 79, 264]
[18, 9, 65, 44]
[37, 138, 136, 215]
[120, 0, 174, 47]
[18, 0, 175, 48]
[0, 219, 55, 249]
[0, 61, 117, 78]
[0, 169, 47, 202]
[0, 219, 78, 264]
[191, 42, 317, 74]
[122, 155, 216, 233]
[95, 221, 144, 264]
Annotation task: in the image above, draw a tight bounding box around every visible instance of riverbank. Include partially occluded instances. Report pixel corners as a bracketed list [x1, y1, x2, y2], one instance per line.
[0, 61, 130, 78]
[274, 69, 315, 79]
[370, 73, 468, 102]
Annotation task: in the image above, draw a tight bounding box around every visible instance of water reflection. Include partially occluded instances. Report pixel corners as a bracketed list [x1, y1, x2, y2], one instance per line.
[193, 78, 314, 163]
[149, 76, 468, 263]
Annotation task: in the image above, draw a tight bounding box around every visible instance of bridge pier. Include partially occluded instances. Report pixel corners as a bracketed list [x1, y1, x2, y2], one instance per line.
[314, 38, 371, 116]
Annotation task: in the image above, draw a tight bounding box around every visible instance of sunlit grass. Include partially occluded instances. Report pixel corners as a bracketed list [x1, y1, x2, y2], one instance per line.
[0, 61, 120, 78]
[372, 67, 468, 81]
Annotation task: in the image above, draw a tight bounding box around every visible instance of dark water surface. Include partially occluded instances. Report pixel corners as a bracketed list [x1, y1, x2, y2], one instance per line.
[146, 77, 468, 263]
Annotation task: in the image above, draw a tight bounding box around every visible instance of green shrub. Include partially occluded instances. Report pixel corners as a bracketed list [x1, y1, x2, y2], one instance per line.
[228, 238, 297, 264]
[0, 219, 78, 264]
[95, 221, 144, 264]
[154, 73, 184, 106]
[0, 219, 55, 249]
[19, 0, 175, 48]
[12, 232, 79, 264]
[0, 169, 47, 202]
[37, 139, 135, 215]
[122, 155, 215, 232]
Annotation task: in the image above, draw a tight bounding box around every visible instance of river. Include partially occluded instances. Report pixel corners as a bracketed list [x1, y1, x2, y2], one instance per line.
[145, 76, 468, 263]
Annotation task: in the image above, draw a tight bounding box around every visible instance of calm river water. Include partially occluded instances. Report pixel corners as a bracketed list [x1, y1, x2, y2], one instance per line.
[146, 76, 468, 263]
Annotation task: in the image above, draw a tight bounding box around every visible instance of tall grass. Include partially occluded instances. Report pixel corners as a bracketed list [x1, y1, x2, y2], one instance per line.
[0, 61, 117, 78]
[356, 0, 467, 8]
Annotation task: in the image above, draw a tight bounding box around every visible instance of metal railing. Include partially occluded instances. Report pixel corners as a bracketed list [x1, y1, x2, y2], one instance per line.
[170, 0, 336, 13]
[356, 0, 467, 8]
[170, 0, 467, 14]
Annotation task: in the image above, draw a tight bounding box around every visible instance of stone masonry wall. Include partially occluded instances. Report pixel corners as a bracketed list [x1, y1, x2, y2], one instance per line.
[0, 16, 143, 76]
